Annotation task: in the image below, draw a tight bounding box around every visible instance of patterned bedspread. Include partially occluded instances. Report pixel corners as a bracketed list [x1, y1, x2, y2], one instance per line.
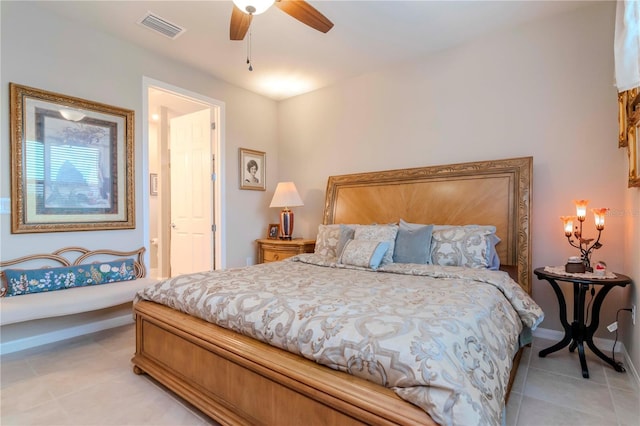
[135, 254, 543, 425]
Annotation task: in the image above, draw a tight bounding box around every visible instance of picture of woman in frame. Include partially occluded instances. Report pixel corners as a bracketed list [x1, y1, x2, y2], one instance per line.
[245, 159, 260, 184]
[239, 148, 266, 191]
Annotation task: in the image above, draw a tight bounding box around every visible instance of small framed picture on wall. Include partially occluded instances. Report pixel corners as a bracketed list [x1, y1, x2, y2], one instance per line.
[239, 148, 266, 191]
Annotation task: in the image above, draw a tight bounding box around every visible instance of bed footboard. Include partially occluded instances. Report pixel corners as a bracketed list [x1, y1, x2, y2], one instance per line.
[132, 301, 436, 426]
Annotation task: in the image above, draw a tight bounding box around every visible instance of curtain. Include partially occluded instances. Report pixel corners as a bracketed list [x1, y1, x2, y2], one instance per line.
[615, 0, 640, 91]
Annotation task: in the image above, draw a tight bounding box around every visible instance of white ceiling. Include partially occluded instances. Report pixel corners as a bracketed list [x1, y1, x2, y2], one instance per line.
[34, 0, 588, 101]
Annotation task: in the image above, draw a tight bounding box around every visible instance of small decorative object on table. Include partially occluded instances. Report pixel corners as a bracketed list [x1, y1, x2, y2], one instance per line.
[565, 256, 585, 273]
[560, 199, 608, 272]
[267, 223, 280, 240]
[593, 261, 607, 276]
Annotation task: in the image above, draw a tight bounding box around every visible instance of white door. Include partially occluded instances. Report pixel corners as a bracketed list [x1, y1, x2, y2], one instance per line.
[170, 109, 213, 276]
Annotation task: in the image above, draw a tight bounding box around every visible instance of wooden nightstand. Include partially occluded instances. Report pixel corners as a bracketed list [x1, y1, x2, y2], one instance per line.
[256, 238, 315, 263]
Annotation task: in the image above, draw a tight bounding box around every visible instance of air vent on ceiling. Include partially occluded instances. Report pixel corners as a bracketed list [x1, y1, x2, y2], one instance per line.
[137, 12, 186, 40]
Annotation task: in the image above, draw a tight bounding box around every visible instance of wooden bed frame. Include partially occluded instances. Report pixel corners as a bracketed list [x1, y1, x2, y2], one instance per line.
[132, 157, 533, 425]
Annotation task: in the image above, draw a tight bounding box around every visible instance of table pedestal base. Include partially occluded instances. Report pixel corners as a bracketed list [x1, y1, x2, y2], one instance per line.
[538, 321, 626, 378]
[534, 268, 630, 379]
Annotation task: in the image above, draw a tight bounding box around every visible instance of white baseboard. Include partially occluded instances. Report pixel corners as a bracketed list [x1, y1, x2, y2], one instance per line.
[534, 327, 626, 354]
[620, 343, 640, 391]
[0, 314, 133, 355]
[533, 327, 640, 389]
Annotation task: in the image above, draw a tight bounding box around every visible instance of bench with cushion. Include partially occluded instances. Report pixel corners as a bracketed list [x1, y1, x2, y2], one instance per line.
[1, 247, 157, 353]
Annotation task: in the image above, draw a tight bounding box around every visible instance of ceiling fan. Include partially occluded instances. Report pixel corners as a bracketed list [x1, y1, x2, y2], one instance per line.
[230, 0, 334, 40]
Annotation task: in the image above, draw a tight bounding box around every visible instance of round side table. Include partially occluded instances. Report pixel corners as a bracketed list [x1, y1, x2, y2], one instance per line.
[534, 267, 631, 379]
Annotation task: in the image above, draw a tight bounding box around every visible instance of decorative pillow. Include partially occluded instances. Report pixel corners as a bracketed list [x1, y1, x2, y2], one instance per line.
[314, 224, 342, 258]
[314, 224, 356, 259]
[353, 224, 398, 265]
[393, 219, 434, 264]
[3, 259, 136, 297]
[338, 240, 390, 270]
[336, 224, 355, 258]
[430, 225, 500, 269]
[432, 224, 496, 232]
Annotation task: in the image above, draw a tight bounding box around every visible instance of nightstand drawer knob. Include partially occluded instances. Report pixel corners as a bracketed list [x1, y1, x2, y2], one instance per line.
[273, 254, 280, 260]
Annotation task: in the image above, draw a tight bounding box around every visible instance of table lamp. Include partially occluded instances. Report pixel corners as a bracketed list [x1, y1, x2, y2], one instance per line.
[560, 199, 608, 272]
[269, 182, 303, 240]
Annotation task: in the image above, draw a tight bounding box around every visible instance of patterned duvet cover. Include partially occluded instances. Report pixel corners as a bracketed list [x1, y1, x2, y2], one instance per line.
[135, 254, 543, 426]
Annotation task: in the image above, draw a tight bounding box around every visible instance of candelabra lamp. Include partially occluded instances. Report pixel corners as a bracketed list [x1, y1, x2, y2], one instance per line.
[269, 182, 304, 240]
[560, 199, 608, 273]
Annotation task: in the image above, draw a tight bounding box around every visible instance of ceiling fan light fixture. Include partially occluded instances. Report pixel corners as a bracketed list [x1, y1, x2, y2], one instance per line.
[233, 0, 275, 15]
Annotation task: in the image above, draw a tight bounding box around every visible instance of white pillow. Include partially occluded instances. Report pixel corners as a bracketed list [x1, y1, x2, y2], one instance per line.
[430, 225, 500, 269]
[314, 224, 355, 259]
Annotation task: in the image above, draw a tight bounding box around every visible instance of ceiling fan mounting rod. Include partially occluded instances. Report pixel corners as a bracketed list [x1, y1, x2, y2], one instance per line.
[233, 0, 274, 16]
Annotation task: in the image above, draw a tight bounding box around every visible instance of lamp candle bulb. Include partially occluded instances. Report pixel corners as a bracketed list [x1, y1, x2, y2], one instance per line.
[560, 216, 575, 237]
[574, 199, 589, 222]
[592, 208, 608, 231]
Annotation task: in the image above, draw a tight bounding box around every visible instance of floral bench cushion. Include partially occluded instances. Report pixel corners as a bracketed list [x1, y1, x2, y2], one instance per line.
[3, 259, 136, 297]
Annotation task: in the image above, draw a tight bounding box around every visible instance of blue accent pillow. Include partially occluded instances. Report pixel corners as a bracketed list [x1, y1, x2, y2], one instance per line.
[4, 259, 136, 297]
[393, 219, 434, 264]
[487, 234, 501, 270]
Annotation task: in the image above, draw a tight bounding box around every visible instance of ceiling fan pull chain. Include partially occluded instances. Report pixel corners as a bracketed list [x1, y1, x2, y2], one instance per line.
[247, 29, 253, 71]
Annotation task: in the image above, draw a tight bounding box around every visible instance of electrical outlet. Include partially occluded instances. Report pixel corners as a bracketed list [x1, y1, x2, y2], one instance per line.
[607, 321, 618, 332]
[633, 305, 637, 326]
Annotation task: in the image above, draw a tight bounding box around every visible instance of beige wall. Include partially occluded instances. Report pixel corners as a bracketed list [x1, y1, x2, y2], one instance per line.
[277, 2, 639, 370]
[0, 1, 279, 269]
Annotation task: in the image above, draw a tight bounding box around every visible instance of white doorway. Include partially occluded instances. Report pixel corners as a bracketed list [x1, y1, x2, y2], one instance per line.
[144, 78, 225, 279]
[169, 109, 213, 276]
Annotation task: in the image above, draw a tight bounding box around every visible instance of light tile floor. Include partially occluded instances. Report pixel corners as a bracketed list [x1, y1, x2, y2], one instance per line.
[507, 337, 640, 426]
[1, 325, 639, 426]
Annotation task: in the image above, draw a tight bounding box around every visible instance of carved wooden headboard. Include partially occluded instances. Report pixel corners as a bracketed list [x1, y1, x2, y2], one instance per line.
[322, 157, 533, 294]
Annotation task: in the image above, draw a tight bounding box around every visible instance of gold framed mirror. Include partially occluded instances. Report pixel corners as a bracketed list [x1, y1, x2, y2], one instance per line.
[619, 87, 640, 188]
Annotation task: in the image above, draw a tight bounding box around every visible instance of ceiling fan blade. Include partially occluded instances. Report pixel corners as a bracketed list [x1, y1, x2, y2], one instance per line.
[275, 1, 334, 33]
[230, 5, 252, 40]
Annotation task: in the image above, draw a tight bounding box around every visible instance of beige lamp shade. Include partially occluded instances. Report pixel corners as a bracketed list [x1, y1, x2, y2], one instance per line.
[269, 182, 303, 208]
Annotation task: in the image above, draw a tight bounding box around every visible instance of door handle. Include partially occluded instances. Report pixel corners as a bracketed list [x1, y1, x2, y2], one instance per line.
[171, 223, 177, 229]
